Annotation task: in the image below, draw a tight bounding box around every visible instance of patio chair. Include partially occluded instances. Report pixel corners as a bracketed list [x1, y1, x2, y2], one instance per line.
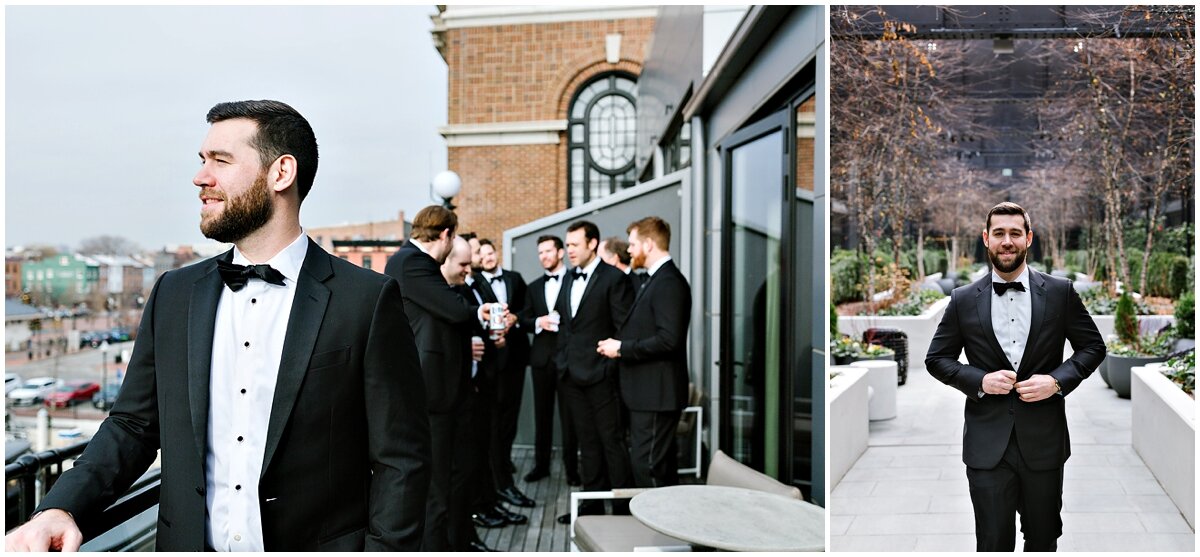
[676, 383, 703, 478]
[569, 450, 803, 551]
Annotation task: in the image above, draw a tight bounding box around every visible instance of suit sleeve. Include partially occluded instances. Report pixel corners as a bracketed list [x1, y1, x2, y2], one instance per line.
[363, 278, 432, 550]
[392, 255, 477, 325]
[620, 275, 691, 361]
[518, 280, 540, 331]
[37, 274, 166, 524]
[925, 292, 990, 400]
[1047, 281, 1105, 396]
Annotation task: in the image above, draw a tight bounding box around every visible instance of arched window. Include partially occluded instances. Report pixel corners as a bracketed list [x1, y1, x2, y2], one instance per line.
[567, 73, 638, 207]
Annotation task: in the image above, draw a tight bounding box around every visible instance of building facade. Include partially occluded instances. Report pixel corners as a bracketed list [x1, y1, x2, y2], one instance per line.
[308, 210, 410, 257]
[431, 5, 657, 246]
[330, 240, 406, 273]
[21, 254, 101, 307]
[5, 257, 22, 299]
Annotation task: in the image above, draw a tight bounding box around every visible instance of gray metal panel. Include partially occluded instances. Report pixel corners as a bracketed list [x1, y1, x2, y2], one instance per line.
[635, 5, 704, 177]
[705, 7, 823, 149]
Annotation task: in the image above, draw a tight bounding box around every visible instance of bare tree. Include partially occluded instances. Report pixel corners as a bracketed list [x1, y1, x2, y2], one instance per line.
[78, 235, 142, 257]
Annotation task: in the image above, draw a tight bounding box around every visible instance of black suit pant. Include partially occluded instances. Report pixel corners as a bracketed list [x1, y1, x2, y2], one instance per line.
[490, 358, 526, 490]
[560, 372, 631, 514]
[426, 404, 471, 551]
[966, 430, 1063, 552]
[628, 410, 681, 488]
[531, 364, 578, 474]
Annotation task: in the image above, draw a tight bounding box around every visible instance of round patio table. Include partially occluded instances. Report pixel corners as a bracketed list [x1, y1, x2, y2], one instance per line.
[629, 484, 825, 551]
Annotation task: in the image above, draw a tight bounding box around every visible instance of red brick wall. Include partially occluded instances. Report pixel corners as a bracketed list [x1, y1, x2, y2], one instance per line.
[442, 16, 656, 249]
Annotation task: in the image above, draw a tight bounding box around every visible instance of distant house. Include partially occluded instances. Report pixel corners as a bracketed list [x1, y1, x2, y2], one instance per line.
[5, 299, 45, 352]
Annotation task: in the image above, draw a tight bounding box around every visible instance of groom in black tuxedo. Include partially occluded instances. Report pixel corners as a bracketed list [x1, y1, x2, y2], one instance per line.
[926, 202, 1105, 552]
[598, 216, 691, 489]
[553, 220, 635, 524]
[5, 100, 431, 552]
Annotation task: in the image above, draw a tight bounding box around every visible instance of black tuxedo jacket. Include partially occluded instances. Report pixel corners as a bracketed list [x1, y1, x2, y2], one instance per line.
[384, 241, 478, 414]
[925, 270, 1105, 470]
[457, 282, 500, 384]
[521, 272, 560, 369]
[472, 269, 531, 368]
[554, 260, 634, 386]
[616, 260, 691, 412]
[39, 240, 431, 551]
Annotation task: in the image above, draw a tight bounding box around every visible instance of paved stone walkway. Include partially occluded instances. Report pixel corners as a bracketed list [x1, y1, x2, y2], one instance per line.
[831, 360, 1195, 552]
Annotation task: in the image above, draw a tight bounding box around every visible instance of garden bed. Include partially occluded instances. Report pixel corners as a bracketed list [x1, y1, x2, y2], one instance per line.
[1132, 365, 1195, 529]
[838, 296, 951, 374]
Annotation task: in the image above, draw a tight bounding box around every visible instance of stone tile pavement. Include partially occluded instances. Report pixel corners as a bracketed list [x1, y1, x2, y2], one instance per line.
[830, 360, 1196, 552]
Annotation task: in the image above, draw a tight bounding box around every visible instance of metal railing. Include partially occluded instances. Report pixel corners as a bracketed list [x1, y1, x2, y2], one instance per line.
[5, 440, 160, 548]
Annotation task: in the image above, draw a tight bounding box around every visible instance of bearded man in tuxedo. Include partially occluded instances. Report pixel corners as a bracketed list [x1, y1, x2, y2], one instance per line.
[925, 202, 1105, 552]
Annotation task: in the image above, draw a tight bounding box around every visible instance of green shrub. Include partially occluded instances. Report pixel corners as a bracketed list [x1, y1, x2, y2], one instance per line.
[877, 288, 946, 316]
[830, 304, 839, 341]
[1175, 291, 1195, 339]
[831, 248, 865, 305]
[1162, 350, 1195, 395]
[1115, 292, 1139, 346]
[1144, 252, 1190, 297]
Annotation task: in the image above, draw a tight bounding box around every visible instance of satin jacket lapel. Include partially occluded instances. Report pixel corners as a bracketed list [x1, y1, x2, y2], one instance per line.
[1016, 270, 1047, 377]
[261, 241, 332, 479]
[187, 252, 229, 462]
[623, 269, 658, 328]
[573, 267, 603, 324]
[475, 274, 498, 304]
[973, 276, 1009, 368]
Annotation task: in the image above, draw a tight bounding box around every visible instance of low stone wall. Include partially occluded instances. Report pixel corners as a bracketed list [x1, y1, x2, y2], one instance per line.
[830, 366, 869, 490]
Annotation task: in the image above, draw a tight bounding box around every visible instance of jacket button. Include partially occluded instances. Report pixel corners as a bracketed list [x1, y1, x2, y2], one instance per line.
[196, 486, 205, 495]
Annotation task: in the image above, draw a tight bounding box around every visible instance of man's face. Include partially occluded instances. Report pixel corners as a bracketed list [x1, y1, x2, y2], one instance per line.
[627, 230, 648, 270]
[480, 244, 499, 272]
[468, 238, 482, 269]
[983, 214, 1032, 274]
[194, 119, 274, 243]
[441, 238, 472, 285]
[537, 240, 563, 271]
[565, 229, 596, 268]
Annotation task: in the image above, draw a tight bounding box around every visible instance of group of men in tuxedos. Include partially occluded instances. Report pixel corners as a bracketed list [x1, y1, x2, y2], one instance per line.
[3, 99, 694, 553]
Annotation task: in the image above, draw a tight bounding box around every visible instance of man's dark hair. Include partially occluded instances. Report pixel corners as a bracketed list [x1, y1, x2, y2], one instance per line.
[478, 239, 495, 249]
[536, 235, 564, 250]
[984, 202, 1032, 234]
[411, 205, 458, 242]
[206, 100, 319, 203]
[602, 236, 632, 265]
[460, 232, 477, 242]
[566, 220, 600, 244]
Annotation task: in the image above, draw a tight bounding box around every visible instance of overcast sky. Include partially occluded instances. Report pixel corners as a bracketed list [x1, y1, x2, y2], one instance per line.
[5, 5, 448, 251]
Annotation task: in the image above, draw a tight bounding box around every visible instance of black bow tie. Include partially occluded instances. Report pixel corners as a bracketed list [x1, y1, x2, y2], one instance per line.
[545, 274, 560, 282]
[572, 269, 588, 281]
[489, 275, 503, 284]
[993, 281, 1026, 296]
[217, 259, 286, 292]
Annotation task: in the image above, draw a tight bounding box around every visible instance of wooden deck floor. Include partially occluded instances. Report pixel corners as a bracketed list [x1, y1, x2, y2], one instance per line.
[477, 445, 575, 552]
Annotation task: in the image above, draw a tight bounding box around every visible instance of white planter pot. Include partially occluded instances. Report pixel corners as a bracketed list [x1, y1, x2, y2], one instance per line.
[829, 366, 869, 490]
[838, 296, 950, 374]
[1132, 365, 1195, 529]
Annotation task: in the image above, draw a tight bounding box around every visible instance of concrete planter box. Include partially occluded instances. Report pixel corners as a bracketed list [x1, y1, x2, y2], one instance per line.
[830, 366, 869, 490]
[1131, 365, 1195, 529]
[838, 296, 951, 374]
[1107, 354, 1170, 399]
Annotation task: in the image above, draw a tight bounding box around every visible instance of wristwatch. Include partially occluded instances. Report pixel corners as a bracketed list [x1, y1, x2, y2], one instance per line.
[1053, 378, 1062, 394]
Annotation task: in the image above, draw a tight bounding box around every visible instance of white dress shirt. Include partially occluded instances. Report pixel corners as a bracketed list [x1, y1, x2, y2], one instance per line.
[535, 267, 565, 335]
[647, 255, 672, 277]
[464, 276, 484, 379]
[991, 268, 1031, 372]
[569, 256, 602, 318]
[480, 268, 508, 305]
[206, 230, 308, 551]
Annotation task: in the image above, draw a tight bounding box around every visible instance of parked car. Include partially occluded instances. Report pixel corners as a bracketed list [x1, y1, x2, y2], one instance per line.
[7, 377, 59, 406]
[4, 373, 20, 395]
[92, 382, 122, 411]
[44, 381, 100, 409]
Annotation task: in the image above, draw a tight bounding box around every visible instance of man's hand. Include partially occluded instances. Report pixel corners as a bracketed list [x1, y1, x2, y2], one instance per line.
[5, 509, 82, 552]
[596, 338, 621, 359]
[536, 315, 557, 332]
[1016, 374, 1058, 402]
[981, 369, 1018, 395]
[471, 336, 485, 362]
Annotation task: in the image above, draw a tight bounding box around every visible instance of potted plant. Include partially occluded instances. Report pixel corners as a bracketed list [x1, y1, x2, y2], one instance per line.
[858, 342, 896, 362]
[1172, 291, 1194, 353]
[831, 335, 862, 366]
[1106, 292, 1174, 399]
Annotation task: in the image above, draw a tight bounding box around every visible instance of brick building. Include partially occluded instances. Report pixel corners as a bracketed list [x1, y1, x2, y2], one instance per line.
[5, 257, 22, 298]
[308, 210, 410, 256]
[431, 5, 657, 245]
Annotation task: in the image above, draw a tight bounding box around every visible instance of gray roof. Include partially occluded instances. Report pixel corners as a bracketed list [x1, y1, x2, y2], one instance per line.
[5, 299, 44, 321]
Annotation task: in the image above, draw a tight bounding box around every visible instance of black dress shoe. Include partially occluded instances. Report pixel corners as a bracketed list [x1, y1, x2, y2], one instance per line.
[523, 467, 550, 482]
[566, 473, 582, 486]
[556, 512, 572, 525]
[497, 485, 535, 508]
[467, 540, 495, 552]
[493, 504, 528, 525]
[472, 510, 506, 528]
